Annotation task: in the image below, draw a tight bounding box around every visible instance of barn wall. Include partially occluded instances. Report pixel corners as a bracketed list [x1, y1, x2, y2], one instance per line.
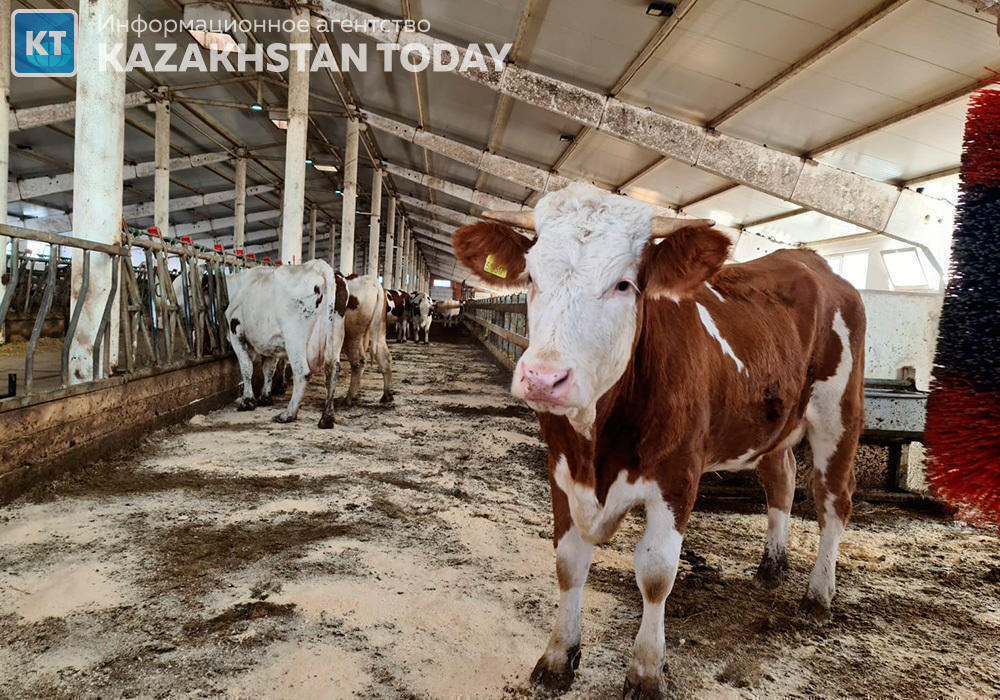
[0, 358, 241, 503]
[808, 234, 943, 292]
[860, 290, 942, 390]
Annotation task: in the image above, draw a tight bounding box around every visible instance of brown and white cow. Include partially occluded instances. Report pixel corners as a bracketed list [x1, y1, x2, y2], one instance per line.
[342, 274, 394, 405]
[384, 289, 412, 342]
[453, 183, 864, 698]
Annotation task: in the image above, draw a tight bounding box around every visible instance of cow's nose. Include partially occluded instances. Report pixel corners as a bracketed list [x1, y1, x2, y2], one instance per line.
[520, 364, 573, 404]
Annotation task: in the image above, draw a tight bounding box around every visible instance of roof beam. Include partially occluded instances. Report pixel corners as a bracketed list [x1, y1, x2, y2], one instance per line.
[321, 2, 953, 252]
[386, 162, 527, 211]
[397, 194, 478, 226]
[26, 184, 274, 234]
[708, 0, 910, 128]
[740, 207, 809, 230]
[8, 150, 230, 203]
[11, 91, 153, 131]
[184, 209, 282, 238]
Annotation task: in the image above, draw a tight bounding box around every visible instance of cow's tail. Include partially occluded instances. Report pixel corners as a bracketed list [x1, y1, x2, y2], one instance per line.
[306, 264, 338, 374]
[368, 280, 389, 357]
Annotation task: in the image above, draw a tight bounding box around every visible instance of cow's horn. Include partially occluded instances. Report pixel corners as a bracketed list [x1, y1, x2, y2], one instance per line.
[650, 216, 715, 238]
[482, 209, 535, 232]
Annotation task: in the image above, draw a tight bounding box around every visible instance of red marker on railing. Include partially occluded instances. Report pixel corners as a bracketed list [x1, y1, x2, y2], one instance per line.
[180, 235, 192, 244]
[276, 260, 282, 266]
[147, 226, 160, 237]
[214, 243, 224, 252]
[263, 257, 271, 264]
[235, 248, 244, 257]
[247, 253, 256, 260]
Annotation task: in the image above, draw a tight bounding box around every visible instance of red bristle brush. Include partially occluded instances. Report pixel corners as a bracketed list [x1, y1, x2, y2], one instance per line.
[925, 84, 1000, 526]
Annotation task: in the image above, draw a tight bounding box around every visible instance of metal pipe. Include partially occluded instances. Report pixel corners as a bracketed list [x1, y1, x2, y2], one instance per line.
[154, 96, 171, 237]
[25, 246, 59, 394]
[308, 207, 318, 261]
[62, 251, 90, 386]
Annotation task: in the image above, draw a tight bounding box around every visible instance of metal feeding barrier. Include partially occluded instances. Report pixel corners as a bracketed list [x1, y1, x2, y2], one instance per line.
[0, 222, 256, 410]
[463, 294, 929, 496]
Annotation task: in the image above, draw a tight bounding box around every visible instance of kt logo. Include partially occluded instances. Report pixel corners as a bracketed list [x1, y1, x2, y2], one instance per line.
[11, 9, 77, 77]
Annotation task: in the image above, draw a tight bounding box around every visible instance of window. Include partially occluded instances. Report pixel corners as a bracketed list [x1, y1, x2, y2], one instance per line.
[433, 279, 452, 288]
[823, 251, 869, 289]
[882, 248, 937, 290]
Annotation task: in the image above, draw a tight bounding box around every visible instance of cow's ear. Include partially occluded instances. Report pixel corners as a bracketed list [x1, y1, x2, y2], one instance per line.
[639, 226, 731, 299]
[453, 221, 534, 289]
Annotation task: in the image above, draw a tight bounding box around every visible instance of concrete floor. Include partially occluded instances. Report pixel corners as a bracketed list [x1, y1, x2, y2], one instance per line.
[1, 326, 998, 698]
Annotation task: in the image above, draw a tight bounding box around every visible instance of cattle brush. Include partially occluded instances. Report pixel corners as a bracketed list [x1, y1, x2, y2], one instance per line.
[926, 86, 1000, 525]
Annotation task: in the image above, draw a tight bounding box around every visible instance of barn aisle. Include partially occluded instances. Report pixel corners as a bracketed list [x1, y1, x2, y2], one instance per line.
[1, 328, 998, 698]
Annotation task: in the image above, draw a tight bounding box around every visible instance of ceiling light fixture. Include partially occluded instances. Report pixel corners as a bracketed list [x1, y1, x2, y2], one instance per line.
[646, 2, 675, 17]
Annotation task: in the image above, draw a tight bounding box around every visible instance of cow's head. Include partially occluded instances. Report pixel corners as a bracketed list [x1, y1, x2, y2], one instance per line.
[454, 183, 728, 432]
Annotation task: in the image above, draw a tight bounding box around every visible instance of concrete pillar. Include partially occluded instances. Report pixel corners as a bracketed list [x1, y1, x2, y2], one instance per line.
[68, 0, 127, 382]
[367, 169, 382, 278]
[328, 220, 337, 268]
[0, 0, 10, 344]
[279, 5, 310, 265]
[392, 218, 404, 289]
[233, 153, 247, 250]
[308, 207, 318, 261]
[383, 198, 395, 286]
[154, 96, 170, 237]
[338, 118, 359, 274]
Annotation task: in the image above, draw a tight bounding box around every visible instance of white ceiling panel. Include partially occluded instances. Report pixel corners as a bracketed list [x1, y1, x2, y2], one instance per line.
[684, 186, 801, 228]
[623, 159, 733, 209]
[754, 210, 868, 243]
[558, 132, 661, 189]
[496, 101, 581, 169]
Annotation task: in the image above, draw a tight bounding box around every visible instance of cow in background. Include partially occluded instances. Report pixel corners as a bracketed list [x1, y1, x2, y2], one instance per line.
[225, 260, 346, 428]
[384, 289, 412, 342]
[436, 299, 462, 328]
[343, 274, 394, 405]
[453, 183, 864, 698]
[409, 291, 433, 344]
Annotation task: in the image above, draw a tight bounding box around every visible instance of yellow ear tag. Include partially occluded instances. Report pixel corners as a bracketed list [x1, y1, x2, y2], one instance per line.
[484, 254, 508, 279]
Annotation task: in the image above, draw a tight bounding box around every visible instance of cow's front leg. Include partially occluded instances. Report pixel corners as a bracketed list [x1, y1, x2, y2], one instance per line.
[531, 524, 592, 692]
[623, 497, 686, 700]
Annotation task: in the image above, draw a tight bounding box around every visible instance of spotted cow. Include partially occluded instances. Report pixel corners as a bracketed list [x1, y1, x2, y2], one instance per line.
[409, 291, 433, 344]
[384, 289, 412, 342]
[225, 260, 347, 428]
[453, 183, 865, 698]
[343, 274, 394, 405]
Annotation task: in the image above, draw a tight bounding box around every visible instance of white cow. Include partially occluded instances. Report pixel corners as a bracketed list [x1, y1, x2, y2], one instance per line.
[225, 260, 347, 428]
[342, 274, 394, 405]
[409, 291, 433, 344]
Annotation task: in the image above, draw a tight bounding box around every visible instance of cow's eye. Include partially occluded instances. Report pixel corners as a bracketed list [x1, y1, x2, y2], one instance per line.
[615, 280, 634, 293]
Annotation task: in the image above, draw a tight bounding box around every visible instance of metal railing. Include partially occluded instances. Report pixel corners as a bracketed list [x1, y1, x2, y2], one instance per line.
[0, 223, 255, 409]
[462, 294, 528, 371]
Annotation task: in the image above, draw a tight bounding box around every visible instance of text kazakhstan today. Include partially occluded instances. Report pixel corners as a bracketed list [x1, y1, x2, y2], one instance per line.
[99, 41, 513, 73]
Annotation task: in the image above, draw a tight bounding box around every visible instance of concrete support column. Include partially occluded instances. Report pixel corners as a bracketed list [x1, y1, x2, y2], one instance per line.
[68, 0, 127, 382]
[279, 7, 312, 265]
[308, 207, 318, 261]
[233, 153, 247, 250]
[279, 6, 311, 265]
[367, 169, 382, 278]
[328, 220, 338, 268]
[0, 0, 10, 344]
[338, 118, 360, 274]
[153, 95, 170, 237]
[383, 198, 395, 286]
[393, 218, 404, 289]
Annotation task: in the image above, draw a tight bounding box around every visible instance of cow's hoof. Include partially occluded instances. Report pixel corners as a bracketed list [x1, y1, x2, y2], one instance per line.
[272, 413, 295, 424]
[317, 414, 335, 429]
[236, 398, 256, 411]
[799, 593, 832, 623]
[379, 393, 394, 404]
[258, 394, 274, 407]
[753, 551, 788, 590]
[622, 670, 673, 700]
[529, 646, 579, 692]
